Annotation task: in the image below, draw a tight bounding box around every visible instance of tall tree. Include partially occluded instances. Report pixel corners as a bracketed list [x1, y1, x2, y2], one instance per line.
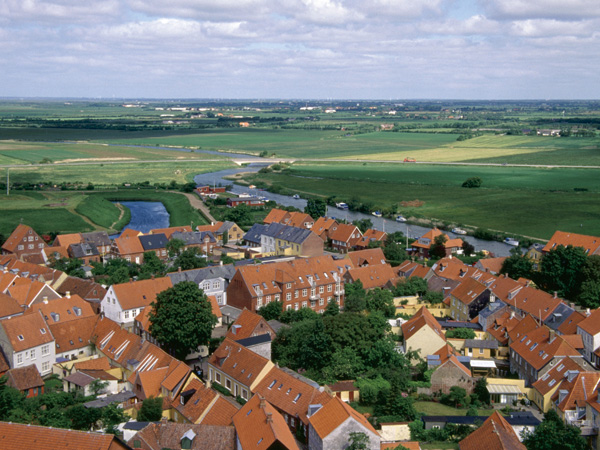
[522, 409, 587, 450]
[429, 234, 448, 259]
[576, 255, 600, 308]
[537, 245, 587, 299]
[500, 248, 533, 280]
[353, 218, 373, 234]
[138, 252, 166, 280]
[171, 247, 208, 271]
[166, 238, 186, 257]
[137, 397, 164, 422]
[366, 288, 395, 318]
[149, 281, 217, 360]
[344, 280, 367, 312]
[258, 301, 283, 321]
[304, 198, 327, 219]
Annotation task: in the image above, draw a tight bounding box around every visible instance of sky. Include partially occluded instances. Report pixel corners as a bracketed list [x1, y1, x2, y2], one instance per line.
[1, 0, 599, 100]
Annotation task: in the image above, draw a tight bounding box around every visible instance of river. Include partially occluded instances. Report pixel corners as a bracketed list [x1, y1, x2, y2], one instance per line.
[110, 201, 170, 238]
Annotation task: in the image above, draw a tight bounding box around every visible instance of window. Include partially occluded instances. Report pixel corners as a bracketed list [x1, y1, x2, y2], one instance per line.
[226, 378, 232, 390]
[294, 303, 299, 311]
[479, 348, 484, 355]
[17, 353, 23, 365]
[124, 311, 130, 319]
[302, 289, 307, 297]
[31, 349, 36, 360]
[319, 286, 324, 294]
[215, 372, 221, 383]
[42, 361, 50, 373]
[257, 297, 262, 308]
[328, 284, 332, 292]
[295, 291, 299, 299]
[302, 301, 307, 308]
[286, 293, 291, 301]
[242, 389, 248, 399]
[286, 305, 292, 311]
[133, 440, 141, 449]
[28, 244, 34, 250]
[41, 345, 49, 356]
[17, 245, 24, 251]
[286, 283, 292, 289]
[215, 281, 221, 289]
[319, 298, 324, 306]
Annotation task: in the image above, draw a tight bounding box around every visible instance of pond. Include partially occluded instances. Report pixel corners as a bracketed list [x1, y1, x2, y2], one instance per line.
[110, 201, 170, 237]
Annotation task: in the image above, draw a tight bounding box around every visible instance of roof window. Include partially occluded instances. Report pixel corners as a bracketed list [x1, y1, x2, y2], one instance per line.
[293, 393, 302, 403]
[268, 380, 277, 389]
[40, 328, 46, 335]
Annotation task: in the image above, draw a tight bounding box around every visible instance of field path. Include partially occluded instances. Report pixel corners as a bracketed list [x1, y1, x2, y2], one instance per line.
[180, 192, 217, 224]
[109, 203, 126, 231]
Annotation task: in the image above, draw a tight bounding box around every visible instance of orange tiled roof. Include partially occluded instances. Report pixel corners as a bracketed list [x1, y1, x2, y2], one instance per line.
[401, 306, 445, 342]
[0, 421, 122, 450]
[209, 338, 271, 388]
[0, 311, 54, 352]
[207, 295, 222, 319]
[510, 326, 580, 370]
[53, 233, 82, 248]
[507, 314, 539, 343]
[150, 226, 192, 239]
[26, 294, 95, 323]
[233, 395, 300, 450]
[552, 371, 600, 412]
[174, 378, 218, 422]
[459, 411, 525, 450]
[532, 357, 583, 396]
[308, 395, 377, 439]
[201, 395, 240, 426]
[543, 230, 600, 254]
[136, 366, 169, 400]
[450, 277, 488, 306]
[286, 212, 314, 229]
[50, 315, 97, 355]
[73, 357, 111, 372]
[1, 225, 46, 254]
[577, 309, 600, 336]
[432, 257, 478, 281]
[113, 230, 144, 256]
[347, 248, 387, 267]
[0, 272, 19, 294]
[558, 311, 586, 335]
[434, 343, 460, 364]
[263, 208, 290, 225]
[43, 246, 70, 261]
[0, 292, 24, 318]
[477, 257, 507, 274]
[5, 364, 44, 391]
[161, 359, 191, 393]
[345, 264, 397, 290]
[329, 223, 362, 244]
[226, 308, 273, 341]
[312, 217, 338, 238]
[112, 277, 173, 311]
[253, 366, 332, 426]
[561, 334, 583, 349]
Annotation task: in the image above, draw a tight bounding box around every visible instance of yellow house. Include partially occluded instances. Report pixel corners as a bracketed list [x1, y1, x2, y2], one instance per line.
[531, 356, 582, 412]
[401, 307, 447, 361]
[171, 377, 239, 424]
[525, 243, 544, 271]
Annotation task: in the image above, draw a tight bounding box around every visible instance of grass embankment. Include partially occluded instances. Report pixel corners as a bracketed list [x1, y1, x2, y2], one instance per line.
[0, 189, 209, 236]
[413, 401, 496, 417]
[242, 163, 600, 239]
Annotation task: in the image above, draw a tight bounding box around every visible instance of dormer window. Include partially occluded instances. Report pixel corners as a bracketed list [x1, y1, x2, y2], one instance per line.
[17, 335, 24, 341]
[40, 328, 46, 335]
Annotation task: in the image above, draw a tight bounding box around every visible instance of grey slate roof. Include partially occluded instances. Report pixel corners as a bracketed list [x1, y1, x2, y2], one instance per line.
[437, 320, 482, 330]
[84, 390, 136, 408]
[139, 233, 168, 250]
[167, 264, 236, 285]
[81, 231, 111, 247]
[243, 224, 266, 245]
[263, 222, 314, 245]
[478, 300, 506, 319]
[544, 302, 575, 331]
[236, 334, 272, 347]
[171, 231, 217, 246]
[464, 339, 498, 349]
[69, 243, 100, 259]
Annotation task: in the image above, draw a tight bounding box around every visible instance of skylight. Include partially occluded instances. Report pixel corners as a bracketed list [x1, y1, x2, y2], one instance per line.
[268, 380, 277, 389]
[293, 393, 302, 403]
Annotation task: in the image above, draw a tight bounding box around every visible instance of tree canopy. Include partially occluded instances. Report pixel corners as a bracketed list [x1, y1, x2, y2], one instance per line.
[522, 409, 587, 450]
[149, 281, 217, 360]
[500, 249, 533, 280]
[304, 198, 327, 219]
[536, 245, 587, 299]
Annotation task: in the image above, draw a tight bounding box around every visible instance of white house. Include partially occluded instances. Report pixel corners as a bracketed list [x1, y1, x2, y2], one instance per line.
[101, 277, 172, 331]
[167, 265, 235, 306]
[577, 309, 600, 364]
[0, 311, 56, 376]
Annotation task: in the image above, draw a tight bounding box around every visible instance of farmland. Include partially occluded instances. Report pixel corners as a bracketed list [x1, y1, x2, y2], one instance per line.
[0, 99, 598, 239]
[241, 162, 600, 239]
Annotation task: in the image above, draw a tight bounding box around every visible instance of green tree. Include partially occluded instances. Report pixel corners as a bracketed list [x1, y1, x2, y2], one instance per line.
[50, 257, 85, 278]
[0, 377, 24, 420]
[149, 281, 217, 360]
[462, 176, 482, 188]
[500, 249, 533, 280]
[344, 280, 367, 312]
[89, 379, 109, 396]
[473, 377, 490, 405]
[465, 405, 478, 417]
[576, 255, 600, 308]
[537, 245, 587, 299]
[353, 218, 373, 234]
[101, 403, 128, 435]
[366, 288, 395, 318]
[258, 301, 283, 321]
[323, 299, 340, 317]
[138, 252, 166, 280]
[429, 234, 448, 259]
[171, 247, 208, 271]
[522, 409, 587, 450]
[383, 242, 408, 264]
[304, 198, 327, 219]
[66, 404, 101, 430]
[322, 347, 365, 381]
[137, 397, 164, 422]
[224, 203, 252, 226]
[462, 240, 475, 256]
[394, 277, 427, 297]
[445, 328, 476, 339]
[441, 386, 468, 408]
[166, 238, 186, 257]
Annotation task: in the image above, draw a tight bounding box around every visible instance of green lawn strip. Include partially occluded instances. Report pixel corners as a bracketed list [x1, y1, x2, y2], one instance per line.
[75, 195, 122, 229]
[414, 401, 495, 416]
[420, 442, 459, 449]
[0, 208, 94, 236]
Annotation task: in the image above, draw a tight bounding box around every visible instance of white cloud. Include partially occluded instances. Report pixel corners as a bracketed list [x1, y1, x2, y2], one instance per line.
[481, 0, 600, 20]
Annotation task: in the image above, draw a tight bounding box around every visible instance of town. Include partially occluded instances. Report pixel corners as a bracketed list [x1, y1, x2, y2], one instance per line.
[0, 184, 599, 450]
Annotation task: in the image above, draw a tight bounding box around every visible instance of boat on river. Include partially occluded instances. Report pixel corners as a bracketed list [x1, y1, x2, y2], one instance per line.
[452, 227, 467, 235]
[504, 237, 519, 246]
[336, 202, 349, 210]
[396, 215, 407, 223]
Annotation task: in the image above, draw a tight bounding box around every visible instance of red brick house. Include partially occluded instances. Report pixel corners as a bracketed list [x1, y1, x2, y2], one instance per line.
[1, 225, 48, 261]
[410, 228, 463, 259]
[329, 223, 362, 253]
[5, 364, 45, 398]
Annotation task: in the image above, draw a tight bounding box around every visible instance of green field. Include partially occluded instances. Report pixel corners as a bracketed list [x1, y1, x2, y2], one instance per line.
[242, 163, 600, 239]
[0, 189, 209, 236]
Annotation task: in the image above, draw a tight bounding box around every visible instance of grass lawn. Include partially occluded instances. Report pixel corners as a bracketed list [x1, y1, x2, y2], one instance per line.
[414, 401, 496, 416]
[420, 442, 459, 449]
[242, 163, 600, 239]
[0, 207, 94, 236]
[75, 195, 122, 229]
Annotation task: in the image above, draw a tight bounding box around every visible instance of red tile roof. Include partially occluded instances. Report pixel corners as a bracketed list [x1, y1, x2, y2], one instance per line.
[532, 357, 584, 396]
[477, 257, 507, 274]
[226, 308, 274, 341]
[347, 248, 387, 267]
[577, 308, 600, 336]
[208, 338, 271, 388]
[150, 226, 192, 239]
[1, 225, 47, 255]
[345, 264, 397, 290]
[401, 306, 445, 342]
[233, 395, 300, 450]
[458, 411, 525, 450]
[450, 277, 488, 306]
[543, 230, 600, 254]
[0, 311, 54, 352]
[552, 371, 600, 413]
[557, 311, 586, 335]
[510, 326, 580, 370]
[0, 292, 24, 318]
[26, 294, 95, 323]
[5, 364, 44, 391]
[51, 315, 97, 354]
[253, 366, 332, 427]
[308, 395, 378, 439]
[0, 421, 125, 450]
[329, 223, 362, 244]
[112, 277, 173, 311]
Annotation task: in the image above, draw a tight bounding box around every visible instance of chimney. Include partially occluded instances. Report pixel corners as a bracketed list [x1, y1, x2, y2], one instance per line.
[553, 291, 558, 299]
[549, 329, 556, 344]
[266, 412, 273, 424]
[504, 273, 508, 278]
[151, 275, 155, 280]
[259, 396, 266, 409]
[129, 278, 133, 283]
[43, 296, 48, 304]
[66, 291, 71, 299]
[161, 416, 168, 426]
[586, 308, 591, 317]
[178, 267, 182, 273]
[220, 261, 223, 266]
[570, 302, 576, 310]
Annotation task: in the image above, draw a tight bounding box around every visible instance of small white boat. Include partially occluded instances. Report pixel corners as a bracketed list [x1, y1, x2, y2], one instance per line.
[452, 228, 467, 235]
[504, 238, 519, 246]
[336, 202, 349, 210]
[372, 211, 382, 217]
[396, 215, 407, 223]
[292, 194, 300, 199]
